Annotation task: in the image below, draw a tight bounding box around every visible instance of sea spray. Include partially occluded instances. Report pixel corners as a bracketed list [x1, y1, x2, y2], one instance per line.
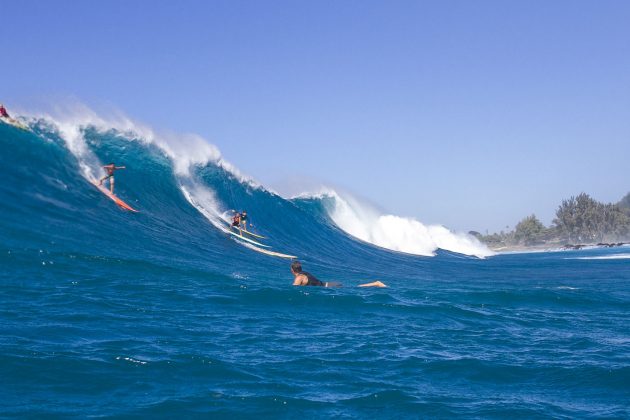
[294, 189, 493, 258]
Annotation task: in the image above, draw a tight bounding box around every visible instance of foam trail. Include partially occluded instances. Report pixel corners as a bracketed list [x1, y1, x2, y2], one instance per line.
[303, 189, 493, 258]
[179, 179, 228, 229]
[569, 254, 630, 260]
[50, 120, 103, 181]
[179, 179, 261, 250]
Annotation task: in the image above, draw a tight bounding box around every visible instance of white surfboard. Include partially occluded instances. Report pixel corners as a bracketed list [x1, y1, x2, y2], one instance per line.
[241, 242, 297, 259]
[217, 224, 271, 248]
[0, 116, 29, 131]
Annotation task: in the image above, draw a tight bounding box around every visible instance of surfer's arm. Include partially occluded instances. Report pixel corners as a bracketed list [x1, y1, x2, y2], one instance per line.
[358, 281, 387, 288]
[115, 166, 126, 170]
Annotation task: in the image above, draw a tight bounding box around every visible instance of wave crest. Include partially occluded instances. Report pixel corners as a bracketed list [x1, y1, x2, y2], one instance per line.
[299, 189, 493, 258]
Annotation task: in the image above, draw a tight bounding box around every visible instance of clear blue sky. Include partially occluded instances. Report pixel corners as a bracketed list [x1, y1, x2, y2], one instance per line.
[2, 0, 629, 232]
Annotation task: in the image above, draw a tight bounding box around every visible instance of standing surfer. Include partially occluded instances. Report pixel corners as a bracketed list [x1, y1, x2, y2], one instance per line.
[230, 210, 253, 234]
[239, 210, 251, 231]
[231, 212, 241, 229]
[98, 163, 126, 194]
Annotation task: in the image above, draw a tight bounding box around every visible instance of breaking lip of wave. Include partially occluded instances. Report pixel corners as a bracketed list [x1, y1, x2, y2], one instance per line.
[18, 104, 274, 246]
[23, 102, 260, 187]
[293, 188, 494, 259]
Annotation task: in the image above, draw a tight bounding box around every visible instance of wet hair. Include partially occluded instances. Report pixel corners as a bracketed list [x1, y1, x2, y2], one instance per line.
[291, 260, 302, 273]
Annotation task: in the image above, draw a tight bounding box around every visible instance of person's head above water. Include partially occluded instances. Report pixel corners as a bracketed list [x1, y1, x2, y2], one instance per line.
[291, 260, 302, 274]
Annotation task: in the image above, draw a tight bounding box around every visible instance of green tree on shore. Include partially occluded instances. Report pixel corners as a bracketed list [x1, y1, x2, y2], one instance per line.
[553, 193, 630, 242]
[479, 191, 630, 248]
[619, 192, 630, 216]
[553, 193, 598, 242]
[514, 214, 545, 245]
[599, 203, 630, 240]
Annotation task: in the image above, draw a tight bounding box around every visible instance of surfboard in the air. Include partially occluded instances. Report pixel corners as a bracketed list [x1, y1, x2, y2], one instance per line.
[91, 181, 139, 212]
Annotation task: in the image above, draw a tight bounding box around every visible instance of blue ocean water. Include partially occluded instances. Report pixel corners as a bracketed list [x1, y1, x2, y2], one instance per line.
[1, 119, 629, 418]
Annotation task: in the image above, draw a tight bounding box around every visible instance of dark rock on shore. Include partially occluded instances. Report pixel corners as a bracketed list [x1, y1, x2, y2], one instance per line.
[563, 242, 628, 250]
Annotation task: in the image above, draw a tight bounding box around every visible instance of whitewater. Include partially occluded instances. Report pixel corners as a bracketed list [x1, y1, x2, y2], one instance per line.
[1, 113, 628, 418]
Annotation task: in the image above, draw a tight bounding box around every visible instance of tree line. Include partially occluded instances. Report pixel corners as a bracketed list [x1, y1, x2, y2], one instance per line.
[474, 192, 630, 247]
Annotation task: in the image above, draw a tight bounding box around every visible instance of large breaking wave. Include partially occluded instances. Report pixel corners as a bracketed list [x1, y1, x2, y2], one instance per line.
[1, 106, 491, 261]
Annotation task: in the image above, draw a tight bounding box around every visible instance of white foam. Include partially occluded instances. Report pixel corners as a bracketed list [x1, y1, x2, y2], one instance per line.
[569, 254, 630, 260]
[24, 102, 259, 185]
[179, 181, 228, 228]
[298, 189, 493, 258]
[116, 356, 147, 365]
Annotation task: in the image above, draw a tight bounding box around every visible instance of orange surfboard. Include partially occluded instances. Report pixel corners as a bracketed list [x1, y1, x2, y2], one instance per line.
[91, 181, 139, 212]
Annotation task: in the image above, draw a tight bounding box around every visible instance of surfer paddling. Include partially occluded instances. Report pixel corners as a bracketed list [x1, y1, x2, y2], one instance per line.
[98, 163, 126, 194]
[291, 261, 387, 288]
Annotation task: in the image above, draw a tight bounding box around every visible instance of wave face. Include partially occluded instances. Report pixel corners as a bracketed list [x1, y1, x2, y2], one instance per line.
[0, 112, 491, 265]
[1, 115, 628, 418]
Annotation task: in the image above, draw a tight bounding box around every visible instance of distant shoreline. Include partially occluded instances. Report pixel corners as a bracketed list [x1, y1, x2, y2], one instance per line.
[490, 242, 630, 254]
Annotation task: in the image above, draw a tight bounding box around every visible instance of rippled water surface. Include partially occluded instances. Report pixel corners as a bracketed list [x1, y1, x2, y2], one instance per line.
[1, 121, 629, 418]
[2, 247, 629, 418]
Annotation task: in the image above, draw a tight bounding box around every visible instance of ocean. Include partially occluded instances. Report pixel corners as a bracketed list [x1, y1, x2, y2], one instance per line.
[1, 117, 628, 418]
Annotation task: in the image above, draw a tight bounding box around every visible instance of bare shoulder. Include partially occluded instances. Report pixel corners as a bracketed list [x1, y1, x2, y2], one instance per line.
[293, 273, 308, 286]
